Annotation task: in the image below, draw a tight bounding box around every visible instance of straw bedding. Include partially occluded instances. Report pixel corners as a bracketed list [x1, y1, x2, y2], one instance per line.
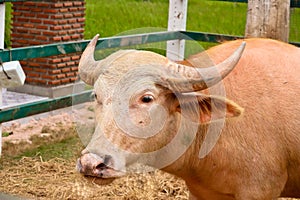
[0, 124, 188, 200]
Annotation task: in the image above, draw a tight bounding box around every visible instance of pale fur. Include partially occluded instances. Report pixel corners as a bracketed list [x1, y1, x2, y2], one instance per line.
[78, 38, 300, 199]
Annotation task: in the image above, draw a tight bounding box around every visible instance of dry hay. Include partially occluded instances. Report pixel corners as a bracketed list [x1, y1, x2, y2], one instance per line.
[0, 156, 188, 200]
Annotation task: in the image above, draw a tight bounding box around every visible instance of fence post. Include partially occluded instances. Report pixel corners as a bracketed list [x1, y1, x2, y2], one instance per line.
[245, 0, 290, 42]
[0, 2, 5, 156]
[167, 0, 188, 61]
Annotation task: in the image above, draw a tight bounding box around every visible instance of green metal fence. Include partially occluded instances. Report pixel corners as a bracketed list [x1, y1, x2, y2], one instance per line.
[1, 30, 299, 63]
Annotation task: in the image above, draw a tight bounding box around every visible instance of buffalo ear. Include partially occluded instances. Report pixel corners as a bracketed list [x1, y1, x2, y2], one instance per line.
[176, 93, 244, 124]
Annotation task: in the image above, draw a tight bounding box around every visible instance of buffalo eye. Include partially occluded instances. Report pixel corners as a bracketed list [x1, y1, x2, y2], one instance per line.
[141, 95, 154, 103]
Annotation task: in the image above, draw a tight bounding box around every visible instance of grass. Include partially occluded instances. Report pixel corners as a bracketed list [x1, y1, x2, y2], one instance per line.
[13, 136, 82, 161]
[4, 3, 12, 48]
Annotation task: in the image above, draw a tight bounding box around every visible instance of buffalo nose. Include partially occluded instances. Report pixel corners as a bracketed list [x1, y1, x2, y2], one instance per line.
[77, 153, 113, 178]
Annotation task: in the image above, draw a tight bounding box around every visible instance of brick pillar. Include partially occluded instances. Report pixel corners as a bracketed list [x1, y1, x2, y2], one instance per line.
[10, 1, 85, 98]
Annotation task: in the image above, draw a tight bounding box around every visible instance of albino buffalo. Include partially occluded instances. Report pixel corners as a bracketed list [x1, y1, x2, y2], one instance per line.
[76, 34, 300, 199]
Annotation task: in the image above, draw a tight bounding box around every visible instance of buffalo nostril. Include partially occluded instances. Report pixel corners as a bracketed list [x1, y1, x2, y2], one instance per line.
[96, 163, 107, 170]
[95, 155, 113, 170]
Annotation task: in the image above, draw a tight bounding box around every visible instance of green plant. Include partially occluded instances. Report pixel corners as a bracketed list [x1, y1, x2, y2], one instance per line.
[4, 3, 12, 48]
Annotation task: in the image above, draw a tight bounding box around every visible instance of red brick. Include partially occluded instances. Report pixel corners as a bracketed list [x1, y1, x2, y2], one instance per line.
[34, 68, 48, 73]
[57, 74, 66, 79]
[64, 13, 73, 18]
[24, 13, 36, 17]
[36, 35, 48, 41]
[51, 26, 63, 31]
[24, 2, 35, 6]
[15, 39, 28, 44]
[60, 8, 68, 13]
[68, 30, 76, 34]
[32, 8, 43, 12]
[37, 2, 49, 7]
[30, 18, 42, 23]
[61, 78, 71, 84]
[42, 75, 56, 80]
[12, 12, 22, 16]
[37, 79, 47, 85]
[44, 9, 57, 13]
[71, 34, 80, 40]
[12, 22, 22, 27]
[27, 72, 40, 77]
[77, 28, 84, 33]
[18, 6, 30, 11]
[64, 2, 73, 7]
[28, 62, 41, 67]
[29, 29, 40, 34]
[43, 31, 57, 36]
[68, 18, 77, 23]
[51, 58, 61, 63]
[58, 20, 68, 24]
[71, 55, 80, 60]
[70, 77, 78, 82]
[23, 34, 35, 39]
[63, 25, 72, 29]
[62, 68, 71, 73]
[52, 3, 63, 8]
[35, 58, 48, 63]
[37, 14, 49, 19]
[11, 33, 23, 38]
[78, 7, 85, 11]
[22, 66, 32, 71]
[48, 80, 61, 85]
[73, 13, 83, 17]
[26, 77, 39, 84]
[66, 72, 75, 77]
[12, 2, 22, 5]
[36, 25, 48, 30]
[59, 30, 67, 35]
[62, 57, 71, 62]
[69, 7, 78, 12]
[71, 67, 78, 71]
[57, 63, 67, 68]
[17, 18, 29, 22]
[53, 36, 62, 42]
[49, 69, 61, 74]
[62, 36, 71, 41]
[73, 2, 83, 6]
[51, 14, 63, 19]
[77, 18, 85, 23]
[72, 24, 81, 28]
[13, 28, 29, 34]
[24, 23, 35, 28]
[29, 40, 45, 45]
[44, 20, 58, 25]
